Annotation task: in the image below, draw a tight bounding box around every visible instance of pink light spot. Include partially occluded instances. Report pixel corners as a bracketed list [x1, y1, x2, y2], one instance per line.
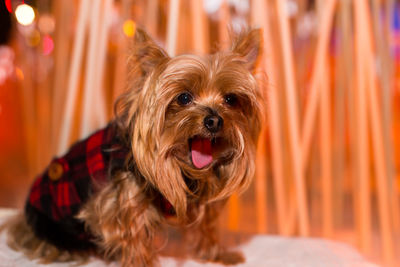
[42, 35, 54, 55]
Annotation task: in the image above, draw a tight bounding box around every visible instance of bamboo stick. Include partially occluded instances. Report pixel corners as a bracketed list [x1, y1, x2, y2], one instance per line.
[58, 0, 90, 155]
[253, 128, 268, 233]
[333, 0, 350, 229]
[51, 0, 72, 155]
[319, 55, 333, 237]
[80, 0, 103, 137]
[353, 0, 371, 254]
[190, 0, 208, 54]
[227, 192, 240, 231]
[145, 0, 158, 37]
[301, 0, 337, 168]
[218, 0, 230, 49]
[166, 0, 180, 56]
[372, 0, 399, 235]
[112, 0, 132, 103]
[366, 56, 395, 265]
[92, 0, 113, 127]
[275, 0, 309, 236]
[252, 0, 286, 235]
[360, 0, 394, 263]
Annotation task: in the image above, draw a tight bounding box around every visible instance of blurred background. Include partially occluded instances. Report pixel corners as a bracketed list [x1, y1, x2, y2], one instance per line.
[0, 0, 399, 266]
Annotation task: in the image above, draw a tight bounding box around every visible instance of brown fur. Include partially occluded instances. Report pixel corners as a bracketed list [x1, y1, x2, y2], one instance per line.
[3, 28, 263, 266]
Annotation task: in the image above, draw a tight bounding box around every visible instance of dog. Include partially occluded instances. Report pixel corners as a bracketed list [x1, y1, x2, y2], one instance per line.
[4, 28, 263, 266]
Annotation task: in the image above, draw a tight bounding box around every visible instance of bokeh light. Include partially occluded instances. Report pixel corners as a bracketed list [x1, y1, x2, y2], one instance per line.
[123, 19, 136, 37]
[38, 15, 55, 34]
[5, 0, 12, 13]
[26, 30, 40, 47]
[42, 35, 54, 55]
[15, 67, 24, 80]
[15, 4, 35, 26]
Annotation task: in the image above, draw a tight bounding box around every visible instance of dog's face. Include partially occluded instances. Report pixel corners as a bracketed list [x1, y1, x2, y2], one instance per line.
[117, 29, 263, 219]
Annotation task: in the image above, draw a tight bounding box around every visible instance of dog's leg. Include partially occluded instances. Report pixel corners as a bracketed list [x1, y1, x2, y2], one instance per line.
[189, 202, 245, 265]
[78, 175, 162, 267]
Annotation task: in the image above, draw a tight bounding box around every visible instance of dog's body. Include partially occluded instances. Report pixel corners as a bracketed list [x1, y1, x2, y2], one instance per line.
[4, 28, 263, 266]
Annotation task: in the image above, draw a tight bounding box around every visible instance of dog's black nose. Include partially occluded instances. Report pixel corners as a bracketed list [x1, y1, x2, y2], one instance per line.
[204, 115, 223, 133]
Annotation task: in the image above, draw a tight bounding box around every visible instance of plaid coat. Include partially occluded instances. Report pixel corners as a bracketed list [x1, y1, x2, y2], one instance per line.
[25, 123, 174, 251]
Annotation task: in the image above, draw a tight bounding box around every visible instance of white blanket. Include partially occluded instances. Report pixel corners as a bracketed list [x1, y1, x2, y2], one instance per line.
[0, 209, 377, 267]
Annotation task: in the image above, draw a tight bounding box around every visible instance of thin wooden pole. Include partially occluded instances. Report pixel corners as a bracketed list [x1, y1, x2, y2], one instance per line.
[252, 0, 286, 235]
[166, 0, 180, 56]
[190, 0, 208, 54]
[333, 0, 351, 230]
[353, 0, 371, 254]
[112, 0, 132, 103]
[360, 0, 394, 263]
[145, 0, 158, 37]
[51, 0, 72, 155]
[301, 0, 337, 168]
[253, 127, 268, 233]
[276, 0, 309, 236]
[372, 0, 399, 235]
[227, 191, 240, 231]
[92, 0, 113, 127]
[58, 0, 90, 154]
[319, 55, 333, 237]
[218, 0, 230, 49]
[80, 0, 102, 137]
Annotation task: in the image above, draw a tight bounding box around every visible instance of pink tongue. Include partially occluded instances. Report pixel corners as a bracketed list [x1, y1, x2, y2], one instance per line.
[191, 138, 213, 169]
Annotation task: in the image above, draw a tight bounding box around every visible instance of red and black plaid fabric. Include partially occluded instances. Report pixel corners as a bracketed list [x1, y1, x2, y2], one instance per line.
[25, 123, 175, 249]
[27, 124, 128, 223]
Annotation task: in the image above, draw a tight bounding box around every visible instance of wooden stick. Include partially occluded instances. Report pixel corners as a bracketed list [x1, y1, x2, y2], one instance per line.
[360, 0, 394, 263]
[80, 0, 103, 138]
[275, 0, 309, 236]
[145, 0, 158, 37]
[58, 0, 90, 155]
[166, 0, 180, 56]
[93, 0, 113, 127]
[227, 193, 240, 231]
[333, 0, 350, 229]
[253, 128, 268, 233]
[319, 55, 333, 237]
[353, 0, 371, 254]
[112, 0, 132, 103]
[372, 0, 399, 235]
[301, 0, 337, 168]
[252, 0, 286, 235]
[190, 0, 208, 54]
[218, 0, 230, 50]
[51, 0, 72, 155]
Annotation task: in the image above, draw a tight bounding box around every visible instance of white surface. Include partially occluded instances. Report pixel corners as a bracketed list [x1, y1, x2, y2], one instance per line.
[0, 209, 377, 267]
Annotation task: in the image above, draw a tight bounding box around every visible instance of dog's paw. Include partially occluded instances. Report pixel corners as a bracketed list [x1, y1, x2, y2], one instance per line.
[216, 250, 245, 265]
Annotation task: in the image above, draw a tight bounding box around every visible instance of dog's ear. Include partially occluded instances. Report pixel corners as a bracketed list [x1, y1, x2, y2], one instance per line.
[131, 28, 169, 77]
[231, 28, 263, 73]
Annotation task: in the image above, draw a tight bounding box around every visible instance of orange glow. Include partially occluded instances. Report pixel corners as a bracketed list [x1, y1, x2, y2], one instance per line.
[123, 19, 136, 37]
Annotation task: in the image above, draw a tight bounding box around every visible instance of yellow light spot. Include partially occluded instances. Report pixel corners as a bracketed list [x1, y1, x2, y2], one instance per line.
[15, 4, 35, 26]
[123, 20, 136, 37]
[27, 30, 41, 47]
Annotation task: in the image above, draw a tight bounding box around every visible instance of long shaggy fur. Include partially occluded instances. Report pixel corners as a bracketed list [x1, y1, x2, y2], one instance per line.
[3, 28, 264, 267]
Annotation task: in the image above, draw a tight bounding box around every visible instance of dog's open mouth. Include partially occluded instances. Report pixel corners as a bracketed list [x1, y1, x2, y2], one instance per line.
[190, 137, 213, 169]
[190, 136, 219, 169]
[188, 136, 232, 169]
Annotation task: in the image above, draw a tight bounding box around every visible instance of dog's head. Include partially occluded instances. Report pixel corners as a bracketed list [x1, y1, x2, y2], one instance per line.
[116, 28, 263, 220]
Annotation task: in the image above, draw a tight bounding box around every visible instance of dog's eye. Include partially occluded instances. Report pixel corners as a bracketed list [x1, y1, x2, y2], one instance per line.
[224, 94, 238, 107]
[177, 92, 193, 106]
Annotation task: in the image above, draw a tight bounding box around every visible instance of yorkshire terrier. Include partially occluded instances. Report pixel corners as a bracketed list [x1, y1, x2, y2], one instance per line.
[4, 28, 263, 266]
